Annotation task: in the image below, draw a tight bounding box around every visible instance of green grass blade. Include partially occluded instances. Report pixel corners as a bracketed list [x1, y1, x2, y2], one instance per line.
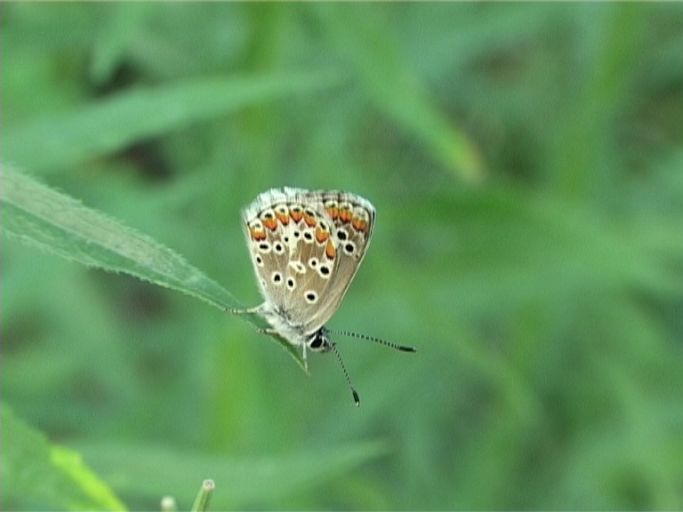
[3, 71, 341, 173]
[0, 403, 126, 511]
[314, 4, 484, 183]
[78, 441, 387, 509]
[0, 165, 239, 309]
[551, 3, 648, 200]
[190, 480, 215, 512]
[0, 165, 304, 369]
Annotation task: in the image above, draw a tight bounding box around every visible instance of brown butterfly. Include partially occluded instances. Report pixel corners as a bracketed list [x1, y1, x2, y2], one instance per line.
[231, 188, 415, 406]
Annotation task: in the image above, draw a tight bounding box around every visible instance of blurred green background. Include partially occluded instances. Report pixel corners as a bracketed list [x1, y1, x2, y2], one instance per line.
[2, 2, 683, 510]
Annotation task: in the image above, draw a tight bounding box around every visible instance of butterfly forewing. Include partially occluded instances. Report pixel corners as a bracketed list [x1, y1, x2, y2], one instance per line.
[302, 191, 375, 332]
[243, 188, 375, 335]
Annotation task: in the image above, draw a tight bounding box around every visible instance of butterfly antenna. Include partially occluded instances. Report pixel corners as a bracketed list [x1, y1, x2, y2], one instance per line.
[328, 329, 416, 353]
[329, 342, 361, 407]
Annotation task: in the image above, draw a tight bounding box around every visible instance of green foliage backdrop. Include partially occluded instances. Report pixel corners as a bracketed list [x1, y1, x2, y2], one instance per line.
[2, 3, 683, 510]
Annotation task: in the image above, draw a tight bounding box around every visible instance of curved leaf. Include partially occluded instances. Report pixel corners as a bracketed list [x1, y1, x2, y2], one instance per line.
[3, 71, 341, 173]
[0, 165, 304, 369]
[0, 403, 126, 511]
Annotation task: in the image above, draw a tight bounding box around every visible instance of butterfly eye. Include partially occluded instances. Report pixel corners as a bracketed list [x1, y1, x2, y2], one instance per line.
[336, 229, 348, 241]
[305, 291, 318, 304]
[309, 333, 324, 349]
[271, 272, 283, 285]
[343, 242, 356, 255]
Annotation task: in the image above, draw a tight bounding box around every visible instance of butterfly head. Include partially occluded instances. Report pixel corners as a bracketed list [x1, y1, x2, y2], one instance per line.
[307, 328, 333, 353]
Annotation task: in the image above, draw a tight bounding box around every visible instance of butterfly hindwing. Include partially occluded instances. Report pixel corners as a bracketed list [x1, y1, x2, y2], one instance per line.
[300, 191, 375, 333]
[243, 188, 375, 335]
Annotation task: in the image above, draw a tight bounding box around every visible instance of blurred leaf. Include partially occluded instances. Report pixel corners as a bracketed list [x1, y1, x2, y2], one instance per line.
[190, 480, 214, 512]
[313, 4, 484, 183]
[89, 3, 153, 85]
[0, 403, 126, 511]
[78, 441, 387, 509]
[3, 4, 683, 510]
[2, 71, 341, 173]
[386, 186, 679, 318]
[0, 165, 304, 369]
[551, 3, 648, 200]
[407, 4, 572, 82]
[160, 495, 177, 512]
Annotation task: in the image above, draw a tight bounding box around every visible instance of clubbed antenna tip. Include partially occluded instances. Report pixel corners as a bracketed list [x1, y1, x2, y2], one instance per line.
[330, 342, 361, 408]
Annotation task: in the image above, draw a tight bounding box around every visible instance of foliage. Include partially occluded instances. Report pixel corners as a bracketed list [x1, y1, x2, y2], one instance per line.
[0, 165, 302, 367]
[0, 404, 125, 510]
[2, 3, 683, 510]
[190, 480, 214, 512]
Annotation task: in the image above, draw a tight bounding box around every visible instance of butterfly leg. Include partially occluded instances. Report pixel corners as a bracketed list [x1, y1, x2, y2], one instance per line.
[302, 342, 309, 372]
[256, 327, 278, 336]
[227, 305, 262, 315]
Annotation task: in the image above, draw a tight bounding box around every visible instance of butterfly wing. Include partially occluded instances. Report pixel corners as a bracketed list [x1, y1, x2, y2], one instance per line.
[242, 188, 375, 335]
[298, 191, 375, 333]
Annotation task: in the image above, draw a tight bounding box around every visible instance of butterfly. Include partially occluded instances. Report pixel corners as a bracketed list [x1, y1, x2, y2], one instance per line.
[231, 187, 415, 406]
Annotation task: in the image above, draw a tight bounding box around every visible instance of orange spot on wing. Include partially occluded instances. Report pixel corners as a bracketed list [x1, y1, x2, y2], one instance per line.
[315, 228, 330, 244]
[352, 217, 367, 232]
[250, 228, 267, 241]
[304, 214, 317, 227]
[339, 208, 353, 223]
[290, 209, 303, 222]
[263, 218, 278, 231]
[325, 239, 336, 259]
[275, 212, 289, 225]
[326, 207, 339, 220]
